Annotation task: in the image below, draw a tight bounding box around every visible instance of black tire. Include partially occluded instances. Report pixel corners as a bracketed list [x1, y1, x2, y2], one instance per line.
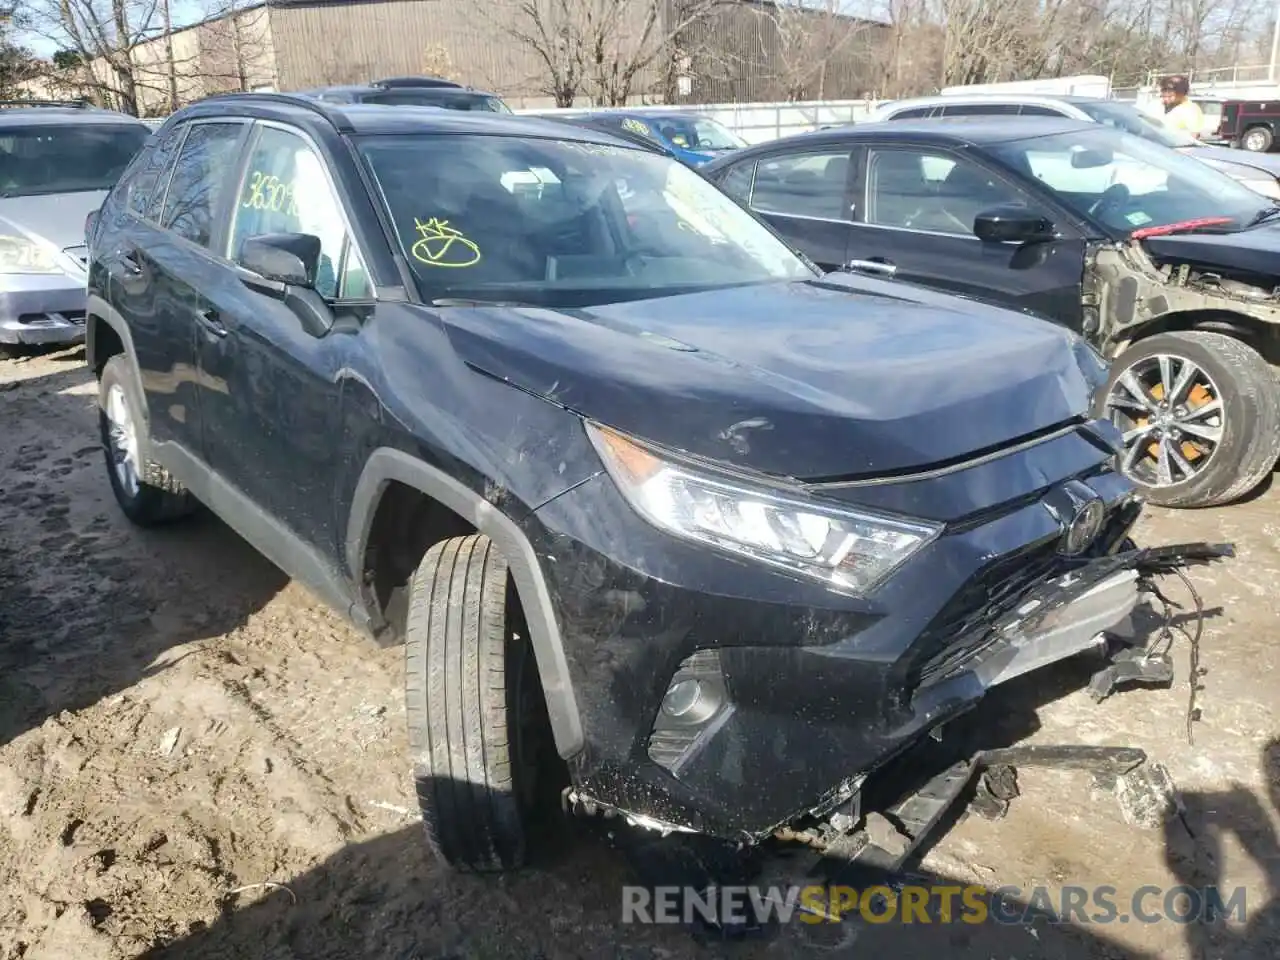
[98, 355, 195, 526]
[1099, 331, 1280, 508]
[405, 533, 543, 872]
[0, 344, 25, 361]
[1242, 125, 1274, 153]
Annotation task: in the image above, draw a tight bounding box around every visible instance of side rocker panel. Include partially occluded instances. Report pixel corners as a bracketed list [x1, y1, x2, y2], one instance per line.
[345, 447, 585, 760]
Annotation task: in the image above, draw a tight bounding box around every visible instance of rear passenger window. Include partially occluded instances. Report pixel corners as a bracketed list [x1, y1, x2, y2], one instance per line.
[750, 151, 852, 221]
[1019, 106, 1067, 117]
[121, 122, 186, 220]
[161, 122, 244, 248]
[718, 161, 755, 204]
[939, 104, 1019, 116]
[227, 125, 367, 299]
[890, 107, 935, 119]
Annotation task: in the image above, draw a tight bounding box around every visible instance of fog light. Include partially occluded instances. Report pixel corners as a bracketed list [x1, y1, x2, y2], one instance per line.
[649, 650, 732, 774]
[662, 679, 702, 718]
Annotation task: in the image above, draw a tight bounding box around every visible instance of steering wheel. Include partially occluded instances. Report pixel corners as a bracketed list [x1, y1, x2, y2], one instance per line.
[1088, 182, 1131, 219]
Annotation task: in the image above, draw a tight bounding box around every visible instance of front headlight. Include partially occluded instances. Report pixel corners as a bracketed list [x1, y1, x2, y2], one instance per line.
[0, 234, 62, 274]
[586, 422, 942, 595]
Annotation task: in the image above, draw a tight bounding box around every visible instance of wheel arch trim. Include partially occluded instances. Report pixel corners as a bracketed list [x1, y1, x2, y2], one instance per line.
[86, 294, 155, 444]
[346, 447, 585, 759]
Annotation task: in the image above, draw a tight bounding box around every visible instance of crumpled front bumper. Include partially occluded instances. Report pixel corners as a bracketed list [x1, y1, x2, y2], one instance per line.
[556, 532, 1230, 843]
[0, 272, 88, 346]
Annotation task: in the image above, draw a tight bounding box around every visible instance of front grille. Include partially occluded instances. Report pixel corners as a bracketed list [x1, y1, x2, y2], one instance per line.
[910, 499, 1140, 687]
[913, 538, 1065, 686]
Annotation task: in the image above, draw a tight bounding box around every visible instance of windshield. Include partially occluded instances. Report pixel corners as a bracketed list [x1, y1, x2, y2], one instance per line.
[989, 127, 1270, 235]
[359, 134, 813, 307]
[1075, 100, 1199, 148]
[363, 91, 511, 113]
[0, 123, 150, 197]
[652, 117, 746, 151]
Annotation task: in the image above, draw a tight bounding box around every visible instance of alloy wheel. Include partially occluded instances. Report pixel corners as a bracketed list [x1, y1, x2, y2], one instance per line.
[105, 383, 141, 498]
[1104, 353, 1224, 489]
[1244, 129, 1270, 152]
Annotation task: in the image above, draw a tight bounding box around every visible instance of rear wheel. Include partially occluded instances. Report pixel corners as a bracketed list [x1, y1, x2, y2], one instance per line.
[98, 356, 195, 526]
[1100, 331, 1280, 508]
[404, 533, 550, 872]
[1242, 125, 1274, 152]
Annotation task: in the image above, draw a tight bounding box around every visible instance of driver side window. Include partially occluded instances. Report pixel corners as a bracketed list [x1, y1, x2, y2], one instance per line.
[227, 125, 369, 298]
[865, 147, 1027, 236]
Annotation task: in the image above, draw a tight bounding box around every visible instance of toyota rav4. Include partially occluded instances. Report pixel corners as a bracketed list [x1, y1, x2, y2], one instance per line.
[84, 93, 1220, 872]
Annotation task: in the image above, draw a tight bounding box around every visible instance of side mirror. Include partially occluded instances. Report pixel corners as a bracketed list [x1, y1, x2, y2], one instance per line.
[238, 233, 333, 338]
[240, 232, 321, 288]
[973, 205, 1057, 243]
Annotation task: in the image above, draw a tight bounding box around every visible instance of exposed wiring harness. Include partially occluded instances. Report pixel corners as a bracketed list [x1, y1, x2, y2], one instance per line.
[1139, 554, 1213, 746]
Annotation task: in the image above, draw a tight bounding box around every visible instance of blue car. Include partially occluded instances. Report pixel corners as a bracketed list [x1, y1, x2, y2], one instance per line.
[582, 111, 747, 166]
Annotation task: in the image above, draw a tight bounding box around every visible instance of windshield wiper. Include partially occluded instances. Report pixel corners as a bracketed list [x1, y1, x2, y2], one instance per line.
[1130, 217, 1235, 239]
[1245, 205, 1280, 228]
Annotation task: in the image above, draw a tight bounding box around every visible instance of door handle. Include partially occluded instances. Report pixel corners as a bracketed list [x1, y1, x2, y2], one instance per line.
[845, 258, 897, 278]
[117, 251, 142, 276]
[195, 308, 227, 338]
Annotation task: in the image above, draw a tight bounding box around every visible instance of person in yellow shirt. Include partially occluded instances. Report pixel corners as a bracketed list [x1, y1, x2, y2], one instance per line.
[1159, 76, 1204, 138]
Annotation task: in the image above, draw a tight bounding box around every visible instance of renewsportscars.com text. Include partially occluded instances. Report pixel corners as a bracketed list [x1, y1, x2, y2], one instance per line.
[622, 883, 1248, 926]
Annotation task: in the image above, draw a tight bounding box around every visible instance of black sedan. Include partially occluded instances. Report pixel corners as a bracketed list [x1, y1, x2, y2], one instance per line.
[703, 117, 1280, 508]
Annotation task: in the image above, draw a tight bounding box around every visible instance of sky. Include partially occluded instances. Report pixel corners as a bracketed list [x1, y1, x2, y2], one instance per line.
[17, 0, 207, 58]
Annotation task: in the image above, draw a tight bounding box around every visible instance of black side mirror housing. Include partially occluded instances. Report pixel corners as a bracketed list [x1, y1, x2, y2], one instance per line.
[240, 232, 322, 288]
[973, 205, 1057, 244]
[238, 233, 333, 338]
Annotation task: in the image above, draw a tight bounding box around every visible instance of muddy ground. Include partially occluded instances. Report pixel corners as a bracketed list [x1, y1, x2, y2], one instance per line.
[1, 345, 1277, 960]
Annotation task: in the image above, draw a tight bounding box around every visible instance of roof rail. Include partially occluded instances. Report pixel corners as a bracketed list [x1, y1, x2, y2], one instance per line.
[0, 98, 95, 109]
[192, 90, 354, 133]
[372, 76, 462, 89]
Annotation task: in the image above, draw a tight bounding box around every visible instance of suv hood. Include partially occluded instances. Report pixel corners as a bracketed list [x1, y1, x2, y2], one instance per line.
[443, 276, 1100, 479]
[1141, 221, 1280, 278]
[0, 190, 108, 251]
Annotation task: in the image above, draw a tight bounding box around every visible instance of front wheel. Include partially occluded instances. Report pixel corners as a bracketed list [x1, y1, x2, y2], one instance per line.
[98, 355, 195, 525]
[1242, 126, 1274, 152]
[404, 534, 552, 872]
[1098, 331, 1280, 508]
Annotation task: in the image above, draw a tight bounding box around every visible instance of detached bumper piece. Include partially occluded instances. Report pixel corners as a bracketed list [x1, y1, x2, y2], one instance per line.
[914, 540, 1233, 696]
[788, 746, 1155, 903]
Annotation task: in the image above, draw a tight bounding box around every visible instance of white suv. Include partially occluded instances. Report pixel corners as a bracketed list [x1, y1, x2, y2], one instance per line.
[871, 94, 1280, 198]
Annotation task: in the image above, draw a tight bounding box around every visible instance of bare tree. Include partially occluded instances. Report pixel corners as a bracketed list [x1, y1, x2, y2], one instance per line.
[421, 43, 460, 82]
[23, 0, 164, 113]
[753, 0, 876, 101]
[478, 0, 726, 107]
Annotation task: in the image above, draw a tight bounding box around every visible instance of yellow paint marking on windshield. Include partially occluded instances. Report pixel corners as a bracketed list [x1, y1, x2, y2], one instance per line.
[622, 118, 650, 136]
[242, 171, 300, 217]
[411, 217, 481, 268]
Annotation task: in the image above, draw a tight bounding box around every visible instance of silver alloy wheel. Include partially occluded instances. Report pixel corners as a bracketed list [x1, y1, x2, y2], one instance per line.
[1105, 353, 1224, 489]
[105, 383, 141, 498]
[1243, 128, 1270, 152]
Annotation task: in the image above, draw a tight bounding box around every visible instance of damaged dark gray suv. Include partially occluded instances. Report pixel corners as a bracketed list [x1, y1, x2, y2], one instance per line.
[84, 94, 1221, 871]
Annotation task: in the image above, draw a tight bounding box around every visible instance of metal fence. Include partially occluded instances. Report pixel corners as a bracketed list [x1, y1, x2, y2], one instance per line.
[514, 98, 882, 144]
